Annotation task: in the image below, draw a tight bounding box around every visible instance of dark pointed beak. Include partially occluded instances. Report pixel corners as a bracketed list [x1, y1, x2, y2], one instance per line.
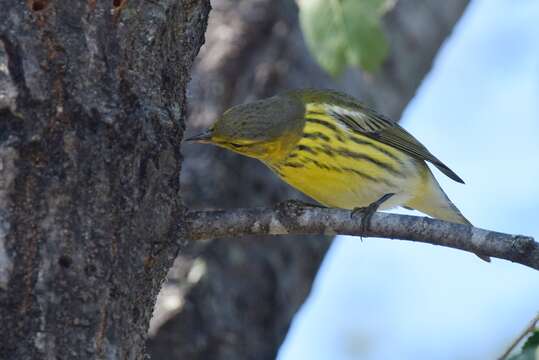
[184, 129, 212, 143]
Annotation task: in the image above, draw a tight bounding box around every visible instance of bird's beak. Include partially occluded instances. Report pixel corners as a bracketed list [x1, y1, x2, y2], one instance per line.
[184, 129, 213, 143]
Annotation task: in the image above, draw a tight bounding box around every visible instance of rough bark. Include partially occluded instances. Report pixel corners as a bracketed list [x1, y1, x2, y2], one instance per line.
[0, 0, 209, 359]
[148, 0, 470, 359]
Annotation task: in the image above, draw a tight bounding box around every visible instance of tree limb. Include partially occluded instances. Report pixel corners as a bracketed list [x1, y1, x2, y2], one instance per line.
[185, 202, 539, 270]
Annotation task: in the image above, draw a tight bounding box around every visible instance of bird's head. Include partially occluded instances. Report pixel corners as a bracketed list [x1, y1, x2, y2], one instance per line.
[185, 94, 306, 162]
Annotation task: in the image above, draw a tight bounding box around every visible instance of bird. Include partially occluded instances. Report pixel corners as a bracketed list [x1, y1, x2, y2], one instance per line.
[186, 89, 489, 262]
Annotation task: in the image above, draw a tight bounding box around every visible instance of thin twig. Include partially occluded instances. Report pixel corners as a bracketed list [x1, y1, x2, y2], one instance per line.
[183, 201, 539, 270]
[498, 312, 539, 360]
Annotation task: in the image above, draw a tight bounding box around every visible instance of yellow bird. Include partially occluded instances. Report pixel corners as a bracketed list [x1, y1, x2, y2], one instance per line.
[187, 89, 488, 261]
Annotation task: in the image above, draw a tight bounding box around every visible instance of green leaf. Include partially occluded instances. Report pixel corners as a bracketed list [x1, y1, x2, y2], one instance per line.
[508, 330, 539, 360]
[298, 0, 392, 76]
[523, 330, 539, 350]
[508, 349, 537, 360]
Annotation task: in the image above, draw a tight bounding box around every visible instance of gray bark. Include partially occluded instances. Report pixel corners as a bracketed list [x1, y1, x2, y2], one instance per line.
[149, 0, 470, 359]
[0, 0, 209, 358]
[185, 205, 538, 270]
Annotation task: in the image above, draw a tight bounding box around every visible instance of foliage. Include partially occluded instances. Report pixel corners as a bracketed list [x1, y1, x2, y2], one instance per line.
[298, 0, 393, 76]
[509, 330, 539, 360]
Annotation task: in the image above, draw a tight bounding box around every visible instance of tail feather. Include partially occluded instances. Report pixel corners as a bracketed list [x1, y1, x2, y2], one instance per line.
[405, 169, 491, 262]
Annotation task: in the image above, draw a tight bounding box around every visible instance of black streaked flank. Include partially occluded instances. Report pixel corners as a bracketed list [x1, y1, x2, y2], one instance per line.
[299, 157, 395, 187]
[303, 131, 331, 142]
[305, 117, 340, 133]
[299, 140, 403, 177]
[339, 166, 379, 182]
[317, 145, 336, 158]
[347, 135, 403, 163]
[283, 162, 305, 169]
[340, 167, 395, 187]
[296, 144, 317, 155]
[334, 148, 404, 177]
[303, 157, 343, 172]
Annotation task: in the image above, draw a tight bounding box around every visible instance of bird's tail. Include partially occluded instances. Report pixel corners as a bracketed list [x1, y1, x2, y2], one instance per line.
[405, 167, 490, 262]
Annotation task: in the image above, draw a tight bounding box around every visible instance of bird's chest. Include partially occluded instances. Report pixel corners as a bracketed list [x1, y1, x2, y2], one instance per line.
[265, 121, 422, 209]
[268, 136, 421, 209]
[278, 164, 374, 208]
[268, 155, 417, 210]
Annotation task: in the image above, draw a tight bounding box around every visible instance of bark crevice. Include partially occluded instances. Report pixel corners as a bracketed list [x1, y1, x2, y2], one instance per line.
[0, 0, 210, 358]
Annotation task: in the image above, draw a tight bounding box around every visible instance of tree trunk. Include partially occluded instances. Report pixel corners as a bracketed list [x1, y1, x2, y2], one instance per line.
[148, 0, 469, 359]
[0, 0, 209, 358]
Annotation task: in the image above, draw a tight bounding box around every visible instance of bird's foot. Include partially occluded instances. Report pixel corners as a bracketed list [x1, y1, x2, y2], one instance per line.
[351, 193, 395, 235]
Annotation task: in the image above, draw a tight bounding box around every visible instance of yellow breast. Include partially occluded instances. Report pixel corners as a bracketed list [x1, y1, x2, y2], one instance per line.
[266, 109, 421, 209]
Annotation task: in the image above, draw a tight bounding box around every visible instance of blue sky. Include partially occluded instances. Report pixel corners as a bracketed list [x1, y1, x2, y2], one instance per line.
[279, 1, 539, 359]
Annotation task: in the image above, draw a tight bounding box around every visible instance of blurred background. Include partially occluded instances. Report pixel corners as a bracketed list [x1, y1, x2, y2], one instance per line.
[149, 1, 539, 359]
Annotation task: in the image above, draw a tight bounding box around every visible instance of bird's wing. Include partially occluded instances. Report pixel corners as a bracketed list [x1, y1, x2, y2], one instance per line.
[326, 103, 465, 184]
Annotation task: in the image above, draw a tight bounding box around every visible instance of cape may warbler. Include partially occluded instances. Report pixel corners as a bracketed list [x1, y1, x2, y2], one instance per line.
[187, 89, 486, 259]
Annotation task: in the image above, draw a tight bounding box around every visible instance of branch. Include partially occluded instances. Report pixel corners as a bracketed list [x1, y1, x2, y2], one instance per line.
[184, 201, 539, 270]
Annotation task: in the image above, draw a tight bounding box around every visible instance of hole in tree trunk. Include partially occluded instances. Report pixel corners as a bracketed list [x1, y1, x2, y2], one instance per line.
[58, 255, 73, 268]
[30, 0, 49, 11]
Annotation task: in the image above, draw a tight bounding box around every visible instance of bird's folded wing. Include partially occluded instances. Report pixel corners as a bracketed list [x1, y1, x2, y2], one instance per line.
[326, 104, 465, 184]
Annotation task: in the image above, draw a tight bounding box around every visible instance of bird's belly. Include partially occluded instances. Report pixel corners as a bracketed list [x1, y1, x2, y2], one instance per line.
[270, 160, 421, 210]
